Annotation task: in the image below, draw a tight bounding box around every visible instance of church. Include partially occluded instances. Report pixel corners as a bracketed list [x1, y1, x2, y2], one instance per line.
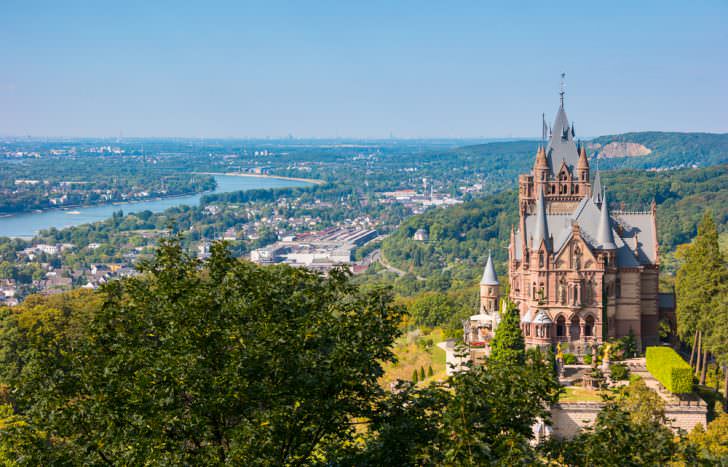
[468, 91, 672, 354]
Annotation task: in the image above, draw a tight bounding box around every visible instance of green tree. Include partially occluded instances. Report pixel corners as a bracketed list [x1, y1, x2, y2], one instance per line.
[0, 240, 403, 465]
[419, 366, 426, 381]
[489, 297, 525, 366]
[688, 412, 728, 461]
[676, 211, 728, 385]
[617, 376, 666, 426]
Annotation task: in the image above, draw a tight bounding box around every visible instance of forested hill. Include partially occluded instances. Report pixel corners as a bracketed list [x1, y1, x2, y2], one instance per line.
[380, 165, 728, 290]
[589, 132, 728, 170]
[453, 131, 728, 178]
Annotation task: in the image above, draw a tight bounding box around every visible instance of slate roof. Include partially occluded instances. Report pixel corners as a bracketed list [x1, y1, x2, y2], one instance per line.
[481, 252, 499, 285]
[592, 170, 603, 205]
[515, 195, 656, 268]
[545, 105, 579, 173]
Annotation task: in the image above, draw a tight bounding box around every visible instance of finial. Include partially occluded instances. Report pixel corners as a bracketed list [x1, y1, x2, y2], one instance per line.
[560, 72, 566, 108]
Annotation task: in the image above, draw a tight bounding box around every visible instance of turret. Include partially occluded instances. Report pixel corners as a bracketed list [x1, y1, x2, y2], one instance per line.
[577, 144, 589, 185]
[480, 252, 500, 314]
[533, 145, 550, 187]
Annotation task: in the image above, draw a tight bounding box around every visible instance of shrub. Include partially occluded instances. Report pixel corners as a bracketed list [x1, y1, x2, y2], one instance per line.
[419, 367, 426, 380]
[427, 365, 433, 377]
[412, 370, 418, 383]
[583, 354, 592, 365]
[610, 363, 630, 380]
[646, 346, 693, 394]
[563, 353, 577, 365]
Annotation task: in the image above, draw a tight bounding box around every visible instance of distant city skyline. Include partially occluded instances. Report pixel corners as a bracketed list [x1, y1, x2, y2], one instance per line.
[1, 1, 727, 138]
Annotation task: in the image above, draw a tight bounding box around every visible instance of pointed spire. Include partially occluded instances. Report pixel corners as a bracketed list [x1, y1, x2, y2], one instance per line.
[592, 169, 603, 205]
[578, 144, 589, 169]
[597, 190, 617, 250]
[534, 145, 548, 169]
[533, 187, 550, 251]
[481, 251, 499, 285]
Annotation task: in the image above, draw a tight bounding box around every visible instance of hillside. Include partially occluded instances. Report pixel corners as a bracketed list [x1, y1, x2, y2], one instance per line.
[589, 132, 728, 170]
[453, 132, 728, 179]
[379, 165, 728, 293]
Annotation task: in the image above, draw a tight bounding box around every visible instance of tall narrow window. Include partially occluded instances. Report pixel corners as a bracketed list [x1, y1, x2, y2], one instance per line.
[556, 316, 566, 338]
[585, 315, 595, 337]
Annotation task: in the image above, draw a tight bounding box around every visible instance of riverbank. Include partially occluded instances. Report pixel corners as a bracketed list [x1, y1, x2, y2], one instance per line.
[0, 191, 211, 219]
[194, 172, 326, 186]
[0, 174, 316, 238]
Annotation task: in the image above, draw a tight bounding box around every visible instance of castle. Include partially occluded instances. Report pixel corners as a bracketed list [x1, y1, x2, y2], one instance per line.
[467, 92, 673, 354]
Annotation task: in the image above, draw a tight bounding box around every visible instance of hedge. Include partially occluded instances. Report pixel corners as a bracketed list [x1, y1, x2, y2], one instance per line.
[646, 346, 693, 394]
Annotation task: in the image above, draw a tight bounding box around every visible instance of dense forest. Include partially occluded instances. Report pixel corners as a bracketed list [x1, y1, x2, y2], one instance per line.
[591, 131, 728, 170]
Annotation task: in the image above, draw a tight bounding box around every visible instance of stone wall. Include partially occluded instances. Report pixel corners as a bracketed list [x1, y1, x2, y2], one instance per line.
[550, 400, 708, 439]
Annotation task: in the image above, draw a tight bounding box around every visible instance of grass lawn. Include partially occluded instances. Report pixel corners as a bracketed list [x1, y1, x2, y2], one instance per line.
[380, 327, 448, 388]
[560, 386, 605, 403]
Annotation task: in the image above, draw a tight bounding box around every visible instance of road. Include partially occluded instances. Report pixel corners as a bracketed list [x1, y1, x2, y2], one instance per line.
[372, 249, 425, 280]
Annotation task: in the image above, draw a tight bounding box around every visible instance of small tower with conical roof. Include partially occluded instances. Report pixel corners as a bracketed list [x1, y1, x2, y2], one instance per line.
[533, 145, 549, 196]
[576, 143, 590, 194]
[480, 251, 499, 315]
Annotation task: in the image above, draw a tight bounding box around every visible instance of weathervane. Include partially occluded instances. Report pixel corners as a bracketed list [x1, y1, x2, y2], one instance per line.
[560, 72, 566, 108]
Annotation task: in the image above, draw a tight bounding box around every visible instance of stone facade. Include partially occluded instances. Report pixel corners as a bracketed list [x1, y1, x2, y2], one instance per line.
[493, 97, 669, 352]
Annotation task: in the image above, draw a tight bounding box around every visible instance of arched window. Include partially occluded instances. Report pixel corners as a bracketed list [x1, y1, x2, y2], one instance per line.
[532, 282, 537, 300]
[539, 251, 544, 268]
[570, 316, 580, 340]
[585, 315, 595, 337]
[556, 316, 566, 338]
[574, 247, 582, 270]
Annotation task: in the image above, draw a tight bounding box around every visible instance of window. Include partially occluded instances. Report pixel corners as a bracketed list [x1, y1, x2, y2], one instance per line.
[539, 251, 544, 268]
[570, 316, 580, 339]
[556, 316, 566, 337]
[585, 315, 595, 337]
[616, 278, 622, 298]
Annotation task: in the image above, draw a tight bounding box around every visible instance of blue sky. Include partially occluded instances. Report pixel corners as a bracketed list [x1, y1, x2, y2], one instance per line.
[1, 1, 726, 138]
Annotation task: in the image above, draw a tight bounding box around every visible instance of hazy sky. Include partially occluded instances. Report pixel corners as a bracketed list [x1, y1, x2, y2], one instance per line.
[1, 1, 727, 138]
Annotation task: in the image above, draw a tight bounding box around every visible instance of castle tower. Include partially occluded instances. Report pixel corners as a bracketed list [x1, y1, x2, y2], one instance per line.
[503, 84, 664, 352]
[480, 252, 499, 314]
[533, 145, 549, 196]
[576, 144, 590, 196]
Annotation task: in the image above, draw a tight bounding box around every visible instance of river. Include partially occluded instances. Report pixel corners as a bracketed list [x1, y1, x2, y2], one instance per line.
[0, 175, 314, 238]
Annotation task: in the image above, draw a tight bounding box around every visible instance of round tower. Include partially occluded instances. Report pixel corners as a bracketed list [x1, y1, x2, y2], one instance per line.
[480, 252, 500, 314]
